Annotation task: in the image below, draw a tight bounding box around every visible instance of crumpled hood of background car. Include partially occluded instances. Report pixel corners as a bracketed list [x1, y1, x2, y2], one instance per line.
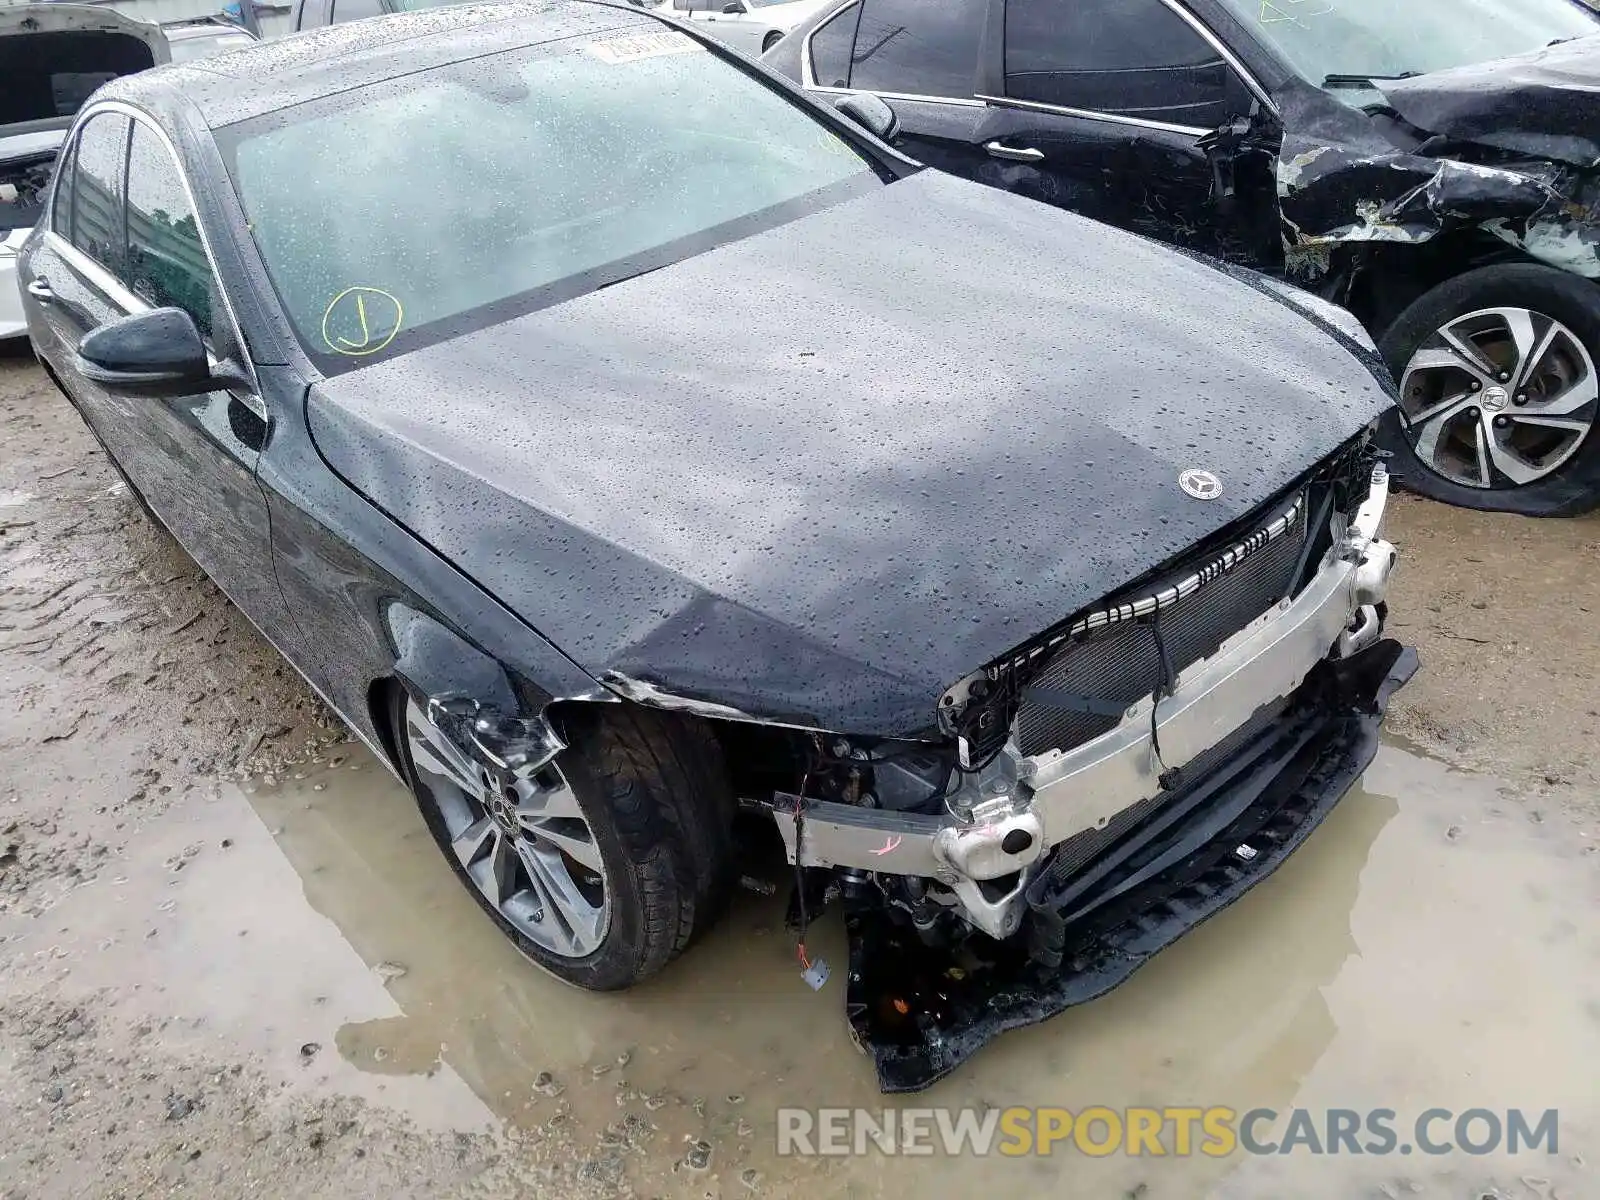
[309, 170, 1390, 736]
[1277, 36, 1600, 281]
[1381, 34, 1600, 166]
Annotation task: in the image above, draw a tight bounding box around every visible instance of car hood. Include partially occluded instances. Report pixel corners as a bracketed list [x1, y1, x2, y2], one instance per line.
[0, 4, 167, 138]
[308, 170, 1391, 736]
[1379, 35, 1600, 167]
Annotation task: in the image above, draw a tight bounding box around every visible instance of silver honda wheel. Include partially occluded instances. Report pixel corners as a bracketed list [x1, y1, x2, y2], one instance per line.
[1398, 306, 1599, 489]
[403, 697, 610, 958]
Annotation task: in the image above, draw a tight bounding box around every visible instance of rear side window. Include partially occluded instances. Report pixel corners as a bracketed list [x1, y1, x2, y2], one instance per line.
[70, 112, 131, 273]
[809, 2, 861, 88]
[126, 122, 214, 341]
[849, 0, 983, 97]
[1004, 0, 1230, 127]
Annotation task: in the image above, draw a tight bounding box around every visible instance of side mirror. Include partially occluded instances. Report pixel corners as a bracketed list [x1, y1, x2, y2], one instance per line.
[833, 93, 899, 142]
[721, 1, 743, 11]
[75, 308, 227, 397]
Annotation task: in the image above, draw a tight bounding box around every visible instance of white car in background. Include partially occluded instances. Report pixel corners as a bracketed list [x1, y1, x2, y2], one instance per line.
[655, 0, 829, 56]
[162, 15, 259, 63]
[1, 4, 168, 340]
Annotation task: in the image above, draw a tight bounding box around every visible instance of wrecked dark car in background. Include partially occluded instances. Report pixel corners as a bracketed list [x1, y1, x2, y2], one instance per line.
[18, 1, 1410, 1092]
[767, 0, 1600, 515]
[1, 4, 168, 340]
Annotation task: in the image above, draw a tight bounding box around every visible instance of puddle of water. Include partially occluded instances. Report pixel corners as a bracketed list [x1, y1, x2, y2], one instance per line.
[12, 742, 1596, 1198]
[0, 783, 493, 1134]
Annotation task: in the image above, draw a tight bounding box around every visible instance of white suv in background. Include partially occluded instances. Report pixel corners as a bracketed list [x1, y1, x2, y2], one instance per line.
[1, 4, 168, 339]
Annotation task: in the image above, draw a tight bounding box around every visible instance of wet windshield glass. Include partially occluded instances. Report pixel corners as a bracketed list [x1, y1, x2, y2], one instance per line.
[217, 29, 877, 367]
[1220, 0, 1599, 90]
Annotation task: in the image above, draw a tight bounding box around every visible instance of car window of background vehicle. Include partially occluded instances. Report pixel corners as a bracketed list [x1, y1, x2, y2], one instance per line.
[1214, 0, 1597, 92]
[70, 113, 130, 274]
[807, 2, 861, 86]
[330, 0, 384, 21]
[1004, 0, 1230, 127]
[126, 122, 215, 343]
[220, 34, 878, 368]
[847, 0, 983, 97]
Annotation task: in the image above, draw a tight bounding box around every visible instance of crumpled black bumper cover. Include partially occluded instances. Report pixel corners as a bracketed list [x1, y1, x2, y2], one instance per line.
[844, 638, 1418, 1094]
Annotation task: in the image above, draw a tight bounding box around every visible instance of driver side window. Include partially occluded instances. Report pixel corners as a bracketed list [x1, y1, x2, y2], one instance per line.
[125, 121, 216, 346]
[1004, 0, 1233, 128]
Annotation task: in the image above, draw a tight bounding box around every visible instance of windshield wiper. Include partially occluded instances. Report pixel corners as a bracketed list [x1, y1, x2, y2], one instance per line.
[1322, 70, 1422, 86]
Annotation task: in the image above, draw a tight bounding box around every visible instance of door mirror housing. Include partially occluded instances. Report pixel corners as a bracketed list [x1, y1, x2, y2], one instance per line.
[720, 1, 744, 11]
[833, 93, 900, 142]
[75, 308, 235, 397]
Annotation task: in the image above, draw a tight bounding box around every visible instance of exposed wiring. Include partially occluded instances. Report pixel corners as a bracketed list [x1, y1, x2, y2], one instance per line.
[1147, 606, 1183, 791]
[792, 734, 823, 970]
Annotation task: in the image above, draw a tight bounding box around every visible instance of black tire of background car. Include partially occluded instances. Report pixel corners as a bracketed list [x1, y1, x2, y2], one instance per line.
[1376, 262, 1600, 517]
[396, 692, 737, 990]
[762, 30, 783, 53]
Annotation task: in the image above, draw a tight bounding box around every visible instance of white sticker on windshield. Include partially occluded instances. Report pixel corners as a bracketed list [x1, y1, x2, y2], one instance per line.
[586, 30, 695, 64]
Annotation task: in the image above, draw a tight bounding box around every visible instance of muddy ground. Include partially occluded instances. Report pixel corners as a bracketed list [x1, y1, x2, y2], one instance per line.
[1, 346, 1596, 1200]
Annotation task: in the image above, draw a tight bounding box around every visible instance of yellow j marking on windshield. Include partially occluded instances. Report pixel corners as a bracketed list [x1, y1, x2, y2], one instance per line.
[321, 287, 404, 356]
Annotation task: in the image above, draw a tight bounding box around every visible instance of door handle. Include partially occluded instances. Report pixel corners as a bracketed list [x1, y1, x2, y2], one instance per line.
[984, 141, 1045, 163]
[25, 278, 54, 304]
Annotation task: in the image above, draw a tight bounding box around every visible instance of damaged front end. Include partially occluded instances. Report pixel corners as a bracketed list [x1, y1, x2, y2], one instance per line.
[760, 440, 1411, 1091]
[1273, 79, 1600, 286]
[0, 142, 55, 338]
[1265, 33, 1600, 289]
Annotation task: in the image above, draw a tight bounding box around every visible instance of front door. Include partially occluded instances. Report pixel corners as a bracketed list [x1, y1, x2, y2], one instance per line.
[23, 108, 295, 641]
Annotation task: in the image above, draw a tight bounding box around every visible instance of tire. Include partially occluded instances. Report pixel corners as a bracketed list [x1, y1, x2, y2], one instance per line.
[1376, 263, 1600, 516]
[395, 691, 736, 990]
[761, 30, 782, 53]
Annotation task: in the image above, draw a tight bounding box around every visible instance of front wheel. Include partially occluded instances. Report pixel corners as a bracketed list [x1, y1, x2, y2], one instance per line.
[1377, 263, 1600, 516]
[761, 30, 783, 53]
[396, 693, 735, 990]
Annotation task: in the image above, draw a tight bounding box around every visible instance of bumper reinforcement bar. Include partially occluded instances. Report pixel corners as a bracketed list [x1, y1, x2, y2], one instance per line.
[842, 638, 1417, 1093]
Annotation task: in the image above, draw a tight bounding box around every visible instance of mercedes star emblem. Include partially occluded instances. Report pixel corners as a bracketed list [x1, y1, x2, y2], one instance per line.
[1179, 468, 1222, 500]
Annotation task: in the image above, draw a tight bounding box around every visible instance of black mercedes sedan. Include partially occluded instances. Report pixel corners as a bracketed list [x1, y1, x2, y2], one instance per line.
[18, 0, 1411, 1091]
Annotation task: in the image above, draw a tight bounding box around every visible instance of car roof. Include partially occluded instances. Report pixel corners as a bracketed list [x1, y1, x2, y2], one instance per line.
[97, 0, 658, 128]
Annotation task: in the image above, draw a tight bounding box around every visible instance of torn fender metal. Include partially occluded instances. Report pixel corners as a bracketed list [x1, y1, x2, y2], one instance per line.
[1273, 80, 1600, 281]
[846, 639, 1418, 1095]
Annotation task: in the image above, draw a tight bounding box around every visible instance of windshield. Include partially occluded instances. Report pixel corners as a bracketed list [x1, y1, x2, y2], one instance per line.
[217, 28, 878, 368]
[1220, 0, 1599, 90]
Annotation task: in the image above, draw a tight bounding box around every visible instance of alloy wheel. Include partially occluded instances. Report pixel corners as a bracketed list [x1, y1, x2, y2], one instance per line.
[1397, 306, 1598, 489]
[404, 698, 609, 958]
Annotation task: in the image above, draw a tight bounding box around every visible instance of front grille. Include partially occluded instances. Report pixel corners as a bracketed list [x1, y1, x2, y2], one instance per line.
[1015, 495, 1307, 757]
